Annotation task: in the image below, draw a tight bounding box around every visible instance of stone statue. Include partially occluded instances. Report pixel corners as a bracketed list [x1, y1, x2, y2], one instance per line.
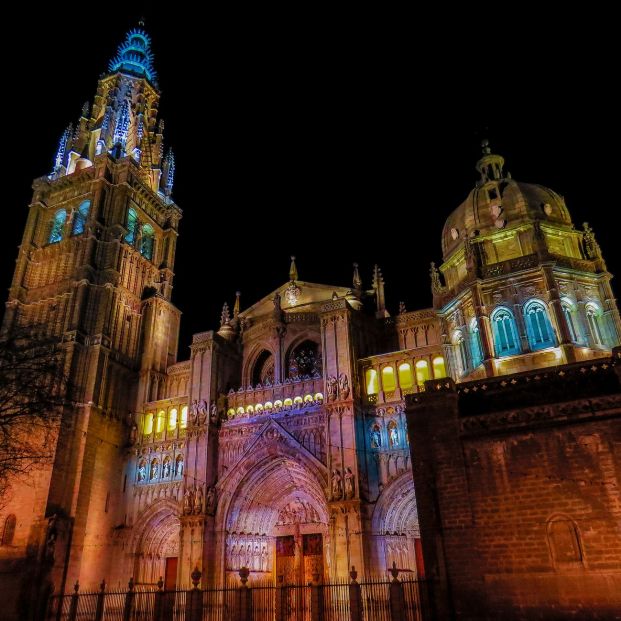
[175, 457, 184, 478]
[206, 486, 216, 514]
[137, 462, 147, 482]
[583, 222, 602, 260]
[344, 468, 355, 499]
[197, 400, 208, 424]
[150, 461, 159, 480]
[45, 514, 58, 563]
[129, 423, 137, 446]
[430, 262, 443, 294]
[194, 485, 204, 514]
[190, 401, 199, 424]
[183, 488, 194, 514]
[273, 292, 282, 311]
[210, 401, 218, 424]
[331, 470, 343, 500]
[370, 426, 382, 449]
[162, 460, 171, 479]
[327, 376, 338, 402]
[389, 426, 399, 447]
[338, 373, 350, 399]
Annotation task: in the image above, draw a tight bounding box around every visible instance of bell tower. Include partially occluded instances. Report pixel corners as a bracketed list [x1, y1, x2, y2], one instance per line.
[1, 25, 182, 594]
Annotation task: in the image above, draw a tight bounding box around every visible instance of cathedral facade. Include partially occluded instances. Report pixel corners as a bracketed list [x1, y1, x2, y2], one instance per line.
[1, 27, 619, 611]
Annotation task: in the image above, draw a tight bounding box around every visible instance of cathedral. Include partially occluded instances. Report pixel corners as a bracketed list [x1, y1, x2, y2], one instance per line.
[1, 26, 619, 615]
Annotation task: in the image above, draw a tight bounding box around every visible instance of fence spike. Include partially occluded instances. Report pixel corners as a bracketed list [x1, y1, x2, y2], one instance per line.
[157, 576, 164, 590]
[73, 580, 80, 593]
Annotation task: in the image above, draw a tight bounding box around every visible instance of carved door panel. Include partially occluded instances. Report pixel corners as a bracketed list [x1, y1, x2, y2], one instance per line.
[276, 535, 296, 583]
[303, 534, 323, 583]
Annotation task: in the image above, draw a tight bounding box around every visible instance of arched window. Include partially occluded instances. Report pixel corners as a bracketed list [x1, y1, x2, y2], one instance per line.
[124, 207, 138, 245]
[453, 331, 468, 376]
[561, 299, 579, 343]
[71, 200, 90, 235]
[370, 423, 382, 448]
[469, 318, 484, 367]
[388, 420, 399, 447]
[398, 363, 413, 390]
[48, 209, 67, 244]
[491, 307, 521, 357]
[524, 300, 556, 351]
[168, 408, 178, 431]
[252, 350, 275, 385]
[365, 369, 378, 395]
[1, 514, 16, 545]
[586, 302, 605, 347]
[415, 360, 430, 386]
[142, 412, 153, 436]
[155, 410, 165, 434]
[287, 340, 321, 379]
[547, 516, 583, 565]
[382, 366, 396, 393]
[180, 405, 188, 429]
[140, 224, 155, 260]
[432, 356, 447, 378]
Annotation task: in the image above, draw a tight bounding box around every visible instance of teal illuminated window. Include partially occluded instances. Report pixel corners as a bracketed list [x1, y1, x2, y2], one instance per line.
[524, 300, 556, 350]
[491, 307, 521, 357]
[140, 224, 155, 260]
[71, 200, 91, 235]
[469, 318, 484, 367]
[125, 208, 138, 245]
[586, 303, 605, 346]
[562, 301, 579, 343]
[48, 209, 67, 244]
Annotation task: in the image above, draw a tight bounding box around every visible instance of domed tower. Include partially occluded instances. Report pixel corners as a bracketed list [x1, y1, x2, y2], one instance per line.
[432, 141, 621, 379]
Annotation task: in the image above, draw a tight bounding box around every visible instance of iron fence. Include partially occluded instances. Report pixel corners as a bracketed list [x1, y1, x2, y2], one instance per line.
[46, 566, 432, 621]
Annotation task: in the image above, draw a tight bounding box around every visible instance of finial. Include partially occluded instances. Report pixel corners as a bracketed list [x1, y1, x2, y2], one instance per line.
[352, 263, 362, 291]
[398, 301, 407, 315]
[191, 566, 202, 589]
[220, 302, 231, 326]
[81, 101, 90, 118]
[109, 27, 157, 84]
[481, 138, 491, 155]
[74, 581, 80, 593]
[157, 576, 164, 591]
[289, 256, 298, 282]
[233, 291, 241, 318]
[138, 16, 146, 27]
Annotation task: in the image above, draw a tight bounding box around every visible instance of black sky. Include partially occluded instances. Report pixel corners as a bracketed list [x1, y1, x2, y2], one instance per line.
[1, 8, 617, 358]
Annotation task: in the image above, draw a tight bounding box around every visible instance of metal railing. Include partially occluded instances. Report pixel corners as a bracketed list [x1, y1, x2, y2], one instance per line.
[46, 564, 432, 621]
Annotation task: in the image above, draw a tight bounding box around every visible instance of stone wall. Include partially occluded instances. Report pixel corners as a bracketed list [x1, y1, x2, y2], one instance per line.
[406, 353, 621, 620]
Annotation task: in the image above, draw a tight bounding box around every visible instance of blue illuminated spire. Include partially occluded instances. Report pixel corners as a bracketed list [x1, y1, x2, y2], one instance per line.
[163, 149, 175, 196]
[50, 124, 72, 176]
[108, 28, 157, 84]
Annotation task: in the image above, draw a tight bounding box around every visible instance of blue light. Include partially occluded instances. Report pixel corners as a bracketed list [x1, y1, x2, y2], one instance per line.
[50, 124, 72, 176]
[164, 150, 175, 193]
[113, 99, 131, 153]
[108, 29, 157, 84]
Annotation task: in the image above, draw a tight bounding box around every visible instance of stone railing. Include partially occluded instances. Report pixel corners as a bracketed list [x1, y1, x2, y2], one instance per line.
[226, 376, 324, 419]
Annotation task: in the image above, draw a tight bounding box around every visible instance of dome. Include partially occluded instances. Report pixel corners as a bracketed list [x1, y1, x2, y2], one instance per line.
[441, 144, 573, 260]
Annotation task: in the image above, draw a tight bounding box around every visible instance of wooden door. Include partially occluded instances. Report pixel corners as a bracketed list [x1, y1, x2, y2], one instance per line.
[164, 557, 178, 591]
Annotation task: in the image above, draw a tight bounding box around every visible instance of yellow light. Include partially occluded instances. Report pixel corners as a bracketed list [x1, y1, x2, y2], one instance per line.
[180, 406, 188, 429]
[143, 412, 154, 435]
[168, 408, 178, 430]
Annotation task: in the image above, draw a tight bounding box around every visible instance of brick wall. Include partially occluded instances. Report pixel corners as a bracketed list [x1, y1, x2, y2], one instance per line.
[406, 355, 621, 620]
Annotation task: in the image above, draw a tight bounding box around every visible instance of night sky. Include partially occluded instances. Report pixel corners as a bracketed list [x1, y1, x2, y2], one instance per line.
[1, 8, 616, 358]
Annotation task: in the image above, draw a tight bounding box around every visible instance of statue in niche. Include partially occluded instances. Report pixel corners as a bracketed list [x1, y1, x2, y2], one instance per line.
[344, 468, 355, 499]
[389, 424, 399, 448]
[137, 461, 147, 482]
[370, 425, 382, 449]
[150, 460, 159, 480]
[206, 486, 216, 514]
[210, 402, 218, 424]
[331, 470, 343, 500]
[338, 373, 350, 399]
[194, 485, 204, 514]
[327, 376, 338, 402]
[190, 401, 199, 425]
[44, 514, 58, 563]
[183, 487, 194, 514]
[162, 459, 171, 479]
[175, 456, 184, 477]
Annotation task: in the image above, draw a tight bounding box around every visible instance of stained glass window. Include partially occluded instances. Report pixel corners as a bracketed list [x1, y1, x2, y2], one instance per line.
[48, 210, 67, 244]
[71, 200, 91, 235]
[140, 224, 155, 260]
[125, 208, 138, 245]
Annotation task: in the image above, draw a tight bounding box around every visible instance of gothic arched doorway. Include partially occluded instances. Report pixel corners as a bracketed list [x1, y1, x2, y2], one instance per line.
[132, 500, 180, 587]
[371, 472, 421, 576]
[218, 455, 329, 584]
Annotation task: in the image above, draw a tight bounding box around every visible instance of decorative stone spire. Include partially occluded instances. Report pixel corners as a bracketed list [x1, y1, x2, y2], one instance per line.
[162, 149, 175, 196]
[476, 139, 506, 184]
[217, 302, 235, 340]
[352, 263, 362, 292]
[233, 291, 241, 318]
[289, 256, 298, 282]
[372, 265, 388, 318]
[430, 262, 444, 294]
[81, 101, 90, 119]
[220, 302, 231, 327]
[108, 27, 157, 85]
[50, 124, 72, 176]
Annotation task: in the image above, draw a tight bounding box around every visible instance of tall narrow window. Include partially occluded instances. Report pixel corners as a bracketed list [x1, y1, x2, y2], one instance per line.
[48, 209, 67, 244]
[365, 369, 378, 396]
[180, 405, 188, 429]
[586, 303, 605, 346]
[142, 412, 154, 435]
[382, 366, 396, 393]
[562, 300, 579, 343]
[124, 208, 138, 245]
[415, 360, 430, 386]
[1, 514, 16, 545]
[71, 200, 91, 235]
[398, 363, 413, 390]
[155, 410, 165, 434]
[524, 300, 556, 350]
[168, 408, 178, 431]
[453, 331, 468, 375]
[432, 356, 447, 378]
[140, 224, 155, 260]
[491, 307, 521, 357]
[469, 318, 484, 367]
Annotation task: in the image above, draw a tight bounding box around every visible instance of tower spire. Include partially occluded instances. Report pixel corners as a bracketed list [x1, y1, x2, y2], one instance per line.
[108, 27, 157, 84]
[352, 262, 362, 291]
[289, 256, 298, 282]
[476, 139, 506, 184]
[372, 265, 388, 318]
[233, 291, 241, 318]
